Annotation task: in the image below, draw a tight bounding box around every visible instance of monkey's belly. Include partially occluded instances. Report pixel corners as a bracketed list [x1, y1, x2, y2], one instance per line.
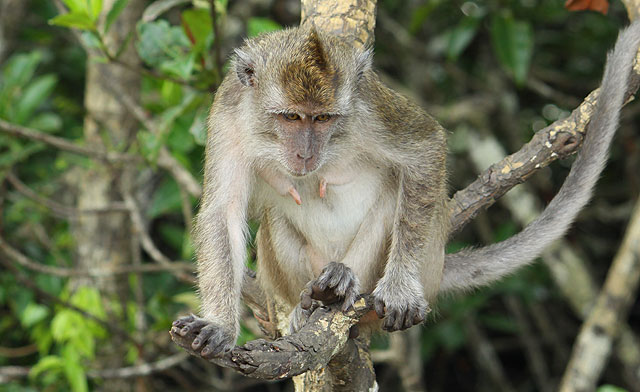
[262, 168, 386, 278]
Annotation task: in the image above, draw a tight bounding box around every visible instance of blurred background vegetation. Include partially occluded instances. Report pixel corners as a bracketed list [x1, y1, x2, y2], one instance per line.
[0, 0, 638, 391]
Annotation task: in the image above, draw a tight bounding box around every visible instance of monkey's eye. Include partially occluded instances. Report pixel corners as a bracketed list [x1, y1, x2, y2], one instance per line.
[283, 113, 301, 121]
[314, 114, 331, 122]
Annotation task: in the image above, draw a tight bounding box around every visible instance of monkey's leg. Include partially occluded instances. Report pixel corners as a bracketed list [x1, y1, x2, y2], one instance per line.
[372, 166, 448, 332]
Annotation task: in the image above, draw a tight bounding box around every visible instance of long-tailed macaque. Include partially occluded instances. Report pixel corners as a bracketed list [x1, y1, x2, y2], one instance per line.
[172, 22, 640, 358]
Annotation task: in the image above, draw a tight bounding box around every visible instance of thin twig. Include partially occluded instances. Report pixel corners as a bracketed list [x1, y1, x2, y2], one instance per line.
[0, 118, 137, 163]
[209, 0, 224, 80]
[121, 187, 196, 284]
[0, 353, 189, 381]
[0, 235, 194, 277]
[6, 171, 128, 218]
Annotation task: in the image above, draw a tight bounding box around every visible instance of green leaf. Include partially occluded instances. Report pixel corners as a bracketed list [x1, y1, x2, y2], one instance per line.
[30, 356, 64, 379]
[105, 0, 129, 33]
[20, 303, 50, 328]
[16, 74, 58, 124]
[1, 52, 43, 90]
[598, 386, 628, 392]
[51, 310, 82, 342]
[137, 130, 162, 161]
[142, 0, 190, 22]
[88, 0, 103, 21]
[80, 31, 101, 49]
[70, 286, 106, 320]
[247, 17, 281, 37]
[49, 12, 96, 31]
[62, 346, 88, 392]
[408, 2, 441, 35]
[479, 314, 518, 333]
[160, 52, 196, 79]
[61, 0, 87, 13]
[147, 179, 182, 217]
[447, 17, 480, 61]
[136, 20, 190, 67]
[182, 8, 212, 49]
[490, 15, 533, 85]
[189, 105, 208, 145]
[158, 222, 185, 251]
[167, 118, 195, 153]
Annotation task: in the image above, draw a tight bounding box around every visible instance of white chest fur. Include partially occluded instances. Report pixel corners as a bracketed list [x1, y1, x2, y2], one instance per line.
[256, 162, 386, 263]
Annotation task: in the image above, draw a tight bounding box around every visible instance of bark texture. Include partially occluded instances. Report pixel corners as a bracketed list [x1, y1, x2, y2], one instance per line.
[72, 1, 145, 390]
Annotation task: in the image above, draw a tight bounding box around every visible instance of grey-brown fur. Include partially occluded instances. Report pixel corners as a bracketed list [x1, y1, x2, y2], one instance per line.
[172, 22, 640, 359]
[441, 21, 640, 292]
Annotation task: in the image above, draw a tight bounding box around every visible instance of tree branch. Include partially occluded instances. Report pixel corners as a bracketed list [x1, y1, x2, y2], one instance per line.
[171, 297, 372, 379]
[0, 118, 138, 163]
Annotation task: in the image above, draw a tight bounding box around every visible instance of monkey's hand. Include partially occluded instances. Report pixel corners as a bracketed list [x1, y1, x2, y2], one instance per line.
[170, 314, 235, 358]
[372, 278, 430, 332]
[300, 262, 360, 312]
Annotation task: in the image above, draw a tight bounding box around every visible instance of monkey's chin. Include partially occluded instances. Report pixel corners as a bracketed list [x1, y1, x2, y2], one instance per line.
[286, 165, 320, 178]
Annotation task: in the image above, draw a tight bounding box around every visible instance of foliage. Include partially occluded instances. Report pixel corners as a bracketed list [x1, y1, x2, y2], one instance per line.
[0, 0, 635, 391]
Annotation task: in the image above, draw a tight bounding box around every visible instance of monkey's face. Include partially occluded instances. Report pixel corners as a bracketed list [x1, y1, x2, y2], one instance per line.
[232, 27, 372, 176]
[272, 110, 336, 176]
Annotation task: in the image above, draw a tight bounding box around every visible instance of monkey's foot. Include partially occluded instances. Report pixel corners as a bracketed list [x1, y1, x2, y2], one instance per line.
[372, 285, 430, 332]
[288, 302, 319, 334]
[300, 262, 360, 312]
[170, 315, 235, 359]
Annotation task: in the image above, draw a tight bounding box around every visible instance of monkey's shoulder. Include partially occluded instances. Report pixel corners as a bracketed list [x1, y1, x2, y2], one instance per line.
[362, 73, 445, 141]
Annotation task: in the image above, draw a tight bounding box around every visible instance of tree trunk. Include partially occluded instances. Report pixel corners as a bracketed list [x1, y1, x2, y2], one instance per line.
[72, 1, 145, 390]
[288, 1, 379, 390]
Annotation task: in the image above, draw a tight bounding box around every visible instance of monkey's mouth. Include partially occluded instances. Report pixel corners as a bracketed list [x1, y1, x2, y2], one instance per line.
[286, 156, 320, 177]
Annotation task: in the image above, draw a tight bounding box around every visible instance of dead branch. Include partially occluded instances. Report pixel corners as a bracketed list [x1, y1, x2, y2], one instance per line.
[171, 297, 372, 380]
[559, 199, 640, 392]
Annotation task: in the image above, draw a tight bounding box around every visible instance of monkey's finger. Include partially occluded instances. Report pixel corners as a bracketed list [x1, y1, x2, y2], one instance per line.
[349, 325, 360, 339]
[300, 286, 313, 310]
[413, 308, 426, 325]
[334, 270, 355, 297]
[402, 308, 417, 330]
[319, 178, 327, 198]
[178, 318, 209, 336]
[288, 187, 302, 205]
[341, 289, 358, 312]
[192, 324, 216, 350]
[382, 310, 399, 331]
[172, 314, 195, 328]
[392, 310, 406, 332]
[374, 298, 386, 318]
[311, 284, 339, 303]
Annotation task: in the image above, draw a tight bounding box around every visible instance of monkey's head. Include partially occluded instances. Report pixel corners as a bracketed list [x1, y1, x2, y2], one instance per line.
[232, 27, 372, 177]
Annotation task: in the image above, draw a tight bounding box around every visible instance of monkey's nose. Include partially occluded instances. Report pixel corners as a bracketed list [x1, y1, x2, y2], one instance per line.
[296, 152, 314, 162]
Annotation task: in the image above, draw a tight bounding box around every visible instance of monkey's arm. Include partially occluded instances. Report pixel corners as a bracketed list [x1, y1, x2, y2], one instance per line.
[172, 103, 252, 358]
[372, 118, 449, 332]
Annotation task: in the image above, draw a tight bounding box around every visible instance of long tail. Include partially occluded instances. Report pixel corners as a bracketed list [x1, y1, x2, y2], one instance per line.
[441, 21, 640, 293]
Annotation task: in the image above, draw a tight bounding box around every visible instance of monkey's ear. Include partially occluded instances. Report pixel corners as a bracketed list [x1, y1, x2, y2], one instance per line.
[355, 48, 373, 79]
[233, 48, 256, 87]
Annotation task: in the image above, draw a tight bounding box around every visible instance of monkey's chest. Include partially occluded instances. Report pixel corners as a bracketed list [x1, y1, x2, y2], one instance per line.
[267, 170, 384, 260]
